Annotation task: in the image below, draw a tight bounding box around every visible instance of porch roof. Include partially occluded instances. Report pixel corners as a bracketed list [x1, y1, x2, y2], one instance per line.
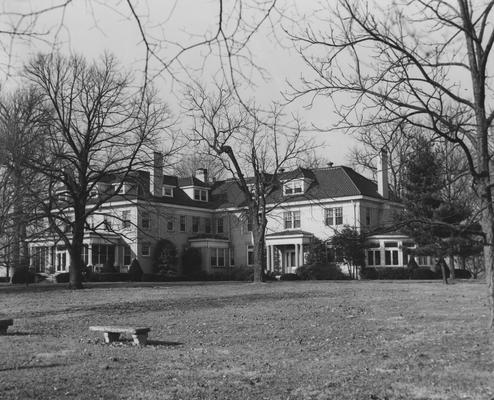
[265, 230, 314, 245]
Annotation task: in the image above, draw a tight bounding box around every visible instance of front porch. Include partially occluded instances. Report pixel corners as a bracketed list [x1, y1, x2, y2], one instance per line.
[266, 230, 314, 274]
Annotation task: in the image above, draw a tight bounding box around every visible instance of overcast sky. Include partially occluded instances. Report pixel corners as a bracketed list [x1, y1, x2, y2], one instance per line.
[0, 0, 358, 167]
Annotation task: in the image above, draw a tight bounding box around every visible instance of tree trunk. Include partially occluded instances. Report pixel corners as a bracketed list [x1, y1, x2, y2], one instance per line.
[68, 216, 85, 289]
[439, 258, 448, 285]
[481, 208, 494, 328]
[448, 255, 455, 281]
[251, 226, 265, 283]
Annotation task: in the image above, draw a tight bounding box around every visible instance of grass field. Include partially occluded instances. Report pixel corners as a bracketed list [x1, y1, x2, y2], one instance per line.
[0, 280, 492, 400]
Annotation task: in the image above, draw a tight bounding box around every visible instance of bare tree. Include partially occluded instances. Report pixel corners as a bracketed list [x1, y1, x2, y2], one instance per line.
[171, 151, 226, 181]
[289, 0, 494, 325]
[24, 53, 171, 289]
[0, 87, 49, 281]
[185, 82, 312, 282]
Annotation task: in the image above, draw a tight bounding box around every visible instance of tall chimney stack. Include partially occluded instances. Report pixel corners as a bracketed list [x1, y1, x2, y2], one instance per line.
[195, 168, 208, 184]
[151, 151, 163, 196]
[377, 149, 389, 199]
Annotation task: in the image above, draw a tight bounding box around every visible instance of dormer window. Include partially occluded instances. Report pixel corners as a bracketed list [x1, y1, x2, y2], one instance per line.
[194, 188, 208, 201]
[284, 180, 303, 196]
[162, 185, 174, 197]
[112, 182, 129, 195]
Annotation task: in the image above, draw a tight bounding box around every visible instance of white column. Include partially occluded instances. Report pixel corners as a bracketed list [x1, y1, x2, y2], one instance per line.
[270, 245, 275, 272]
[266, 246, 271, 271]
[294, 244, 299, 270]
[299, 244, 304, 266]
[87, 245, 93, 269]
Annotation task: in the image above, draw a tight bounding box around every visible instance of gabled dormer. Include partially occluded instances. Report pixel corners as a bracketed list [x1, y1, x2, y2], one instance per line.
[280, 168, 314, 196]
[178, 168, 211, 202]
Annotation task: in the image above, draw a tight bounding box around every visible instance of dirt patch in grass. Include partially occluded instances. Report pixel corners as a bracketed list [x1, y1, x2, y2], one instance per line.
[0, 280, 492, 399]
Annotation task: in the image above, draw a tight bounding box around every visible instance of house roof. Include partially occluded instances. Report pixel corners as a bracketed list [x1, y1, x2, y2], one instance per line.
[210, 166, 394, 208]
[177, 176, 209, 188]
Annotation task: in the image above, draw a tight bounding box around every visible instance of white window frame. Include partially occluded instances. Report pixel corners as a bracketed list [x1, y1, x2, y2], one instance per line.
[283, 180, 303, 196]
[141, 212, 150, 229]
[141, 243, 150, 257]
[179, 215, 186, 232]
[121, 210, 131, 229]
[210, 248, 227, 268]
[284, 210, 301, 229]
[325, 207, 343, 226]
[194, 189, 208, 201]
[162, 186, 174, 197]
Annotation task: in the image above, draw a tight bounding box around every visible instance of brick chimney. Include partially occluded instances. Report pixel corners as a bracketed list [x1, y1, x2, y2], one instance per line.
[150, 151, 163, 196]
[377, 149, 389, 199]
[195, 168, 208, 184]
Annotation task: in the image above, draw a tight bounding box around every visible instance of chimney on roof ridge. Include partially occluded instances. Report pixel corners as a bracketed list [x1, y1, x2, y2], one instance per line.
[327, 162, 334, 167]
[279, 168, 285, 173]
[150, 151, 163, 196]
[195, 168, 208, 183]
[377, 149, 389, 199]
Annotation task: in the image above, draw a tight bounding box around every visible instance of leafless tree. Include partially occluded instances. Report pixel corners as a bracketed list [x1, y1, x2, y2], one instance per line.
[171, 151, 226, 181]
[289, 0, 494, 326]
[0, 87, 49, 280]
[23, 52, 172, 289]
[185, 82, 313, 282]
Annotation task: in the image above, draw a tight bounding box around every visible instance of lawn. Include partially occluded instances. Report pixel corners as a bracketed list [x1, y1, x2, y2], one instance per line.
[0, 280, 492, 400]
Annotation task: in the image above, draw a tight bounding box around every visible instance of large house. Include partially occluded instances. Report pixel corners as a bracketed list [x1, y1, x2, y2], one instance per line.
[28, 151, 428, 276]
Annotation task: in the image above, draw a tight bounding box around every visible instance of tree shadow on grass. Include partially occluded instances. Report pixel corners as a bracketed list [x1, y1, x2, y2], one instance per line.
[0, 363, 64, 372]
[112, 338, 183, 347]
[2, 331, 39, 336]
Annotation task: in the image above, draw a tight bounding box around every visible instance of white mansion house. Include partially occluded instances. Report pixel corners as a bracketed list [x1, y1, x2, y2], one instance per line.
[28, 151, 424, 276]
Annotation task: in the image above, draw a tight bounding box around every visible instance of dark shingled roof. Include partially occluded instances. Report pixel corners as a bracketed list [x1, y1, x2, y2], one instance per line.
[178, 176, 209, 188]
[210, 166, 393, 208]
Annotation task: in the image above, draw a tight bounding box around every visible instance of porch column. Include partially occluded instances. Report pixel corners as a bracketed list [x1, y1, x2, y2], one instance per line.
[270, 245, 275, 272]
[266, 246, 271, 271]
[299, 244, 304, 267]
[87, 245, 93, 268]
[295, 243, 299, 269]
[278, 248, 283, 272]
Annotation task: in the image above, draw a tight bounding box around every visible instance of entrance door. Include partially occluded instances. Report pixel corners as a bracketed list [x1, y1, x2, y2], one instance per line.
[286, 250, 296, 271]
[56, 251, 67, 272]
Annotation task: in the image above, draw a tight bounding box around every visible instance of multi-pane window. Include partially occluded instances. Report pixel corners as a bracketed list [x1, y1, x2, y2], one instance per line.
[141, 243, 150, 257]
[123, 246, 132, 266]
[167, 219, 174, 231]
[284, 181, 303, 196]
[367, 250, 381, 266]
[210, 248, 227, 267]
[92, 244, 114, 265]
[179, 215, 186, 232]
[192, 216, 200, 233]
[325, 207, 343, 226]
[141, 212, 150, 229]
[194, 189, 208, 201]
[162, 186, 174, 197]
[284, 211, 301, 229]
[384, 242, 399, 266]
[205, 218, 212, 233]
[122, 210, 131, 229]
[247, 246, 254, 266]
[216, 217, 224, 234]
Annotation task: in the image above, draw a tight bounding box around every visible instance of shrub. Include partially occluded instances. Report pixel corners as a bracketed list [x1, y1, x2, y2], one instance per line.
[454, 269, 472, 279]
[10, 267, 35, 284]
[128, 259, 143, 282]
[55, 272, 70, 283]
[230, 266, 254, 281]
[182, 248, 203, 279]
[101, 262, 117, 273]
[0, 277, 10, 283]
[360, 267, 378, 280]
[410, 267, 437, 280]
[280, 273, 300, 281]
[297, 263, 345, 280]
[88, 272, 129, 282]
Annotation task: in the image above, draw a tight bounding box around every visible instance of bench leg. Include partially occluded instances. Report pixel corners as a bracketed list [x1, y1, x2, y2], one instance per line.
[132, 333, 148, 346]
[103, 332, 120, 343]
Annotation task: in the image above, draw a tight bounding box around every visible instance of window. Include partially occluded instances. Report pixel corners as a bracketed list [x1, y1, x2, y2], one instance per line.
[141, 212, 150, 229]
[384, 241, 398, 248]
[179, 215, 186, 232]
[122, 210, 131, 229]
[367, 249, 381, 266]
[205, 218, 212, 234]
[284, 211, 301, 229]
[247, 216, 253, 232]
[247, 246, 254, 266]
[385, 250, 399, 266]
[210, 248, 227, 267]
[192, 216, 200, 233]
[141, 243, 150, 257]
[194, 189, 208, 201]
[167, 219, 174, 231]
[123, 246, 132, 266]
[162, 186, 174, 197]
[284, 181, 303, 196]
[216, 217, 224, 234]
[113, 182, 129, 195]
[91, 244, 115, 265]
[325, 207, 343, 226]
[365, 207, 372, 226]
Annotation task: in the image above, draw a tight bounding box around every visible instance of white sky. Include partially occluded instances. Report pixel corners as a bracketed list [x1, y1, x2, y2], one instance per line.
[0, 0, 358, 167]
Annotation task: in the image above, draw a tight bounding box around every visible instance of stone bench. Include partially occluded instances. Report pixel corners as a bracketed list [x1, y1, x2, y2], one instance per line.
[0, 319, 13, 334]
[89, 326, 151, 345]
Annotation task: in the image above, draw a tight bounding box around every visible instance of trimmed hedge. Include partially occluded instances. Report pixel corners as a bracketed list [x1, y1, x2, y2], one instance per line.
[279, 273, 300, 281]
[10, 268, 35, 284]
[296, 263, 346, 280]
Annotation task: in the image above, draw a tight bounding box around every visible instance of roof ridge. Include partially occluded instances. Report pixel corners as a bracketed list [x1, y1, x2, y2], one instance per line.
[339, 166, 364, 195]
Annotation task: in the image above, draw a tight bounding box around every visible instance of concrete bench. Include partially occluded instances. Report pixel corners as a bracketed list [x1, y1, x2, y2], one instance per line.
[0, 319, 13, 334]
[89, 326, 150, 345]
